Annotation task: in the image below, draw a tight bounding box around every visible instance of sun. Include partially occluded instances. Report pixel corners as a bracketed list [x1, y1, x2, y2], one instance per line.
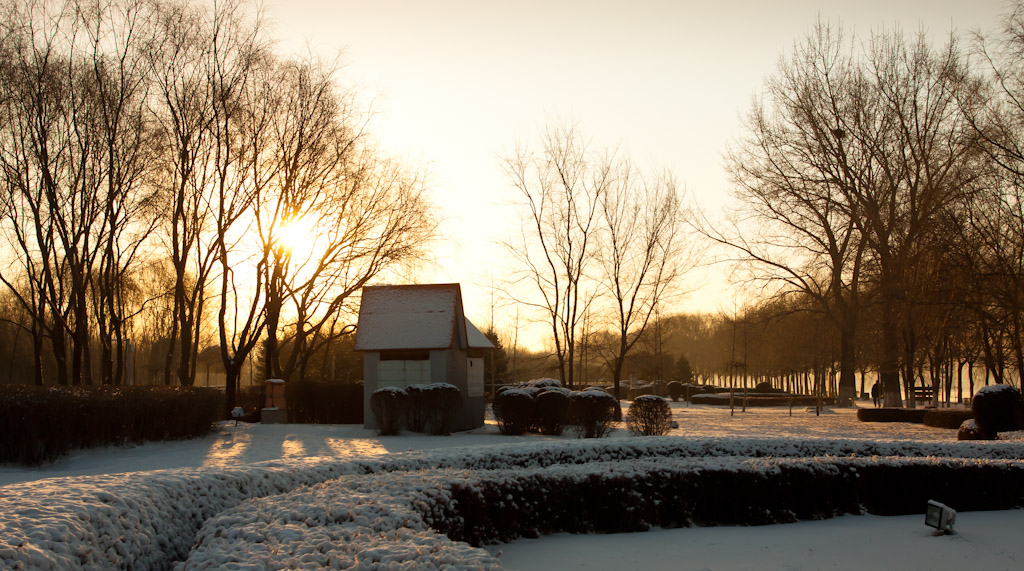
[275, 215, 321, 261]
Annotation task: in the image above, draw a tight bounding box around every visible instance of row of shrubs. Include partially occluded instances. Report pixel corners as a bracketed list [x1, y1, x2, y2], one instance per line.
[431, 457, 1024, 546]
[492, 380, 618, 438]
[491, 379, 676, 438]
[370, 383, 462, 436]
[857, 384, 1024, 440]
[0, 385, 223, 466]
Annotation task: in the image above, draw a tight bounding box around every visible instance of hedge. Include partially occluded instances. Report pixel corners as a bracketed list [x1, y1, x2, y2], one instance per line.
[286, 381, 364, 424]
[5, 436, 1024, 569]
[432, 457, 1024, 547]
[0, 385, 222, 466]
[857, 407, 929, 424]
[922, 408, 974, 429]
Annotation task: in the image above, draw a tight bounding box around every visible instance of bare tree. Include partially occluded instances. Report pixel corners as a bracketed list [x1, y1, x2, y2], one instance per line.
[502, 125, 609, 388]
[849, 29, 979, 406]
[147, 0, 222, 387]
[715, 21, 978, 407]
[710, 20, 866, 405]
[247, 55, 435, 384]
[80, 0, 161, 385]
[597, 167, 688, 399]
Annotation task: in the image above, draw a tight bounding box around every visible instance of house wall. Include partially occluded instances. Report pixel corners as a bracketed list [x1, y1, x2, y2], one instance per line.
[439, 348, 484, 431]
[362, 348, 485, 432]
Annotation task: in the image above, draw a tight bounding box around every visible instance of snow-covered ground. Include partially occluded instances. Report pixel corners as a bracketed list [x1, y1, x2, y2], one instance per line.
[0, 400, 963, 487]
[1, 400, 1022, 570]
[492, 510, 1024, 571]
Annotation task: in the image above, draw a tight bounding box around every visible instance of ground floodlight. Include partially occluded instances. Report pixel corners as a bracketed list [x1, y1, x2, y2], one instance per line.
[925, 500, 956, 534]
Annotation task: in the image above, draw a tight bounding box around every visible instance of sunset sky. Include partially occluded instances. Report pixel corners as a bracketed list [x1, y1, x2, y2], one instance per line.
[263, 0, 1009, 344]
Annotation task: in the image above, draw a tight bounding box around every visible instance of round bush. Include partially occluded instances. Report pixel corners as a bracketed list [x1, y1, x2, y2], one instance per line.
[666, 381, 684, 402]
[533, 390, 570, 435]
[493, 389, 535, 435]
[568, 389, 617, 438]
[627, 395, 673, 436]
[971, 384, 1024, 438]
[370, 387, 408, 436]
[957, 419, 988, 441]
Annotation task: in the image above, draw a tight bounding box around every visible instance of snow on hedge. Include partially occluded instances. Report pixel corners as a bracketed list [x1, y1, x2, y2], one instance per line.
[3, 435, 1024, 570]
[178, 454, 1024, 569]
[177, 470, 500, 570]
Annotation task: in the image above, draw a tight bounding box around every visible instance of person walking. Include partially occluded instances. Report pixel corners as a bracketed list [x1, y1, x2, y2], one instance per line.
[871, 382, 880, 407]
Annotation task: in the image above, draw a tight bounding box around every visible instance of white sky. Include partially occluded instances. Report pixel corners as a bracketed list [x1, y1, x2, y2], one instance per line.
[262, 0, 1009, 343]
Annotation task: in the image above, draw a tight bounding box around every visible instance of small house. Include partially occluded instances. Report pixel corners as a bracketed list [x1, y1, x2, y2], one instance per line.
[354, 283, 494, 432]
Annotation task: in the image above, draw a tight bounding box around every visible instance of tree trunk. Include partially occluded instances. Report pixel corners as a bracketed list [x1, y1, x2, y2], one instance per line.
[880, 314, 902, 407]
[838, 325, 856, 406]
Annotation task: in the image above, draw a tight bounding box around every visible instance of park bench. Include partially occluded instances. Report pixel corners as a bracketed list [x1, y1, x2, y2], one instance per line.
[912, 385, 936, 402]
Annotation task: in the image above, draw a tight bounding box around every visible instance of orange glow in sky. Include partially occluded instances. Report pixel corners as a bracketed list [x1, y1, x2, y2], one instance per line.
[261, 0, 1007, 345]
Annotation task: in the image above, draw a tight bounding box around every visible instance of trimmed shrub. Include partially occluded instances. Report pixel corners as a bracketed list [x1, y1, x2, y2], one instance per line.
[0, 385, 222, 466]
[492, 389, 535, 435]
[972, 384, 1024, 438]
[627, 395, 673, 436]
[568, 389, 617, 438]
[405, 384, 432, 433]
[286, 381, 363, 424]
[922, 408, 973, 429]
[666, 381, 684, 402]
[370, 387, 408, 436]
[533, 390, 570, 435]
[856, 407, 928, 424]
[425, 382, 463, 435]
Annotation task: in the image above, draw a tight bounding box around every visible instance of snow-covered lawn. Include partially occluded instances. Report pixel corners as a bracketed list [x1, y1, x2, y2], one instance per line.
[0, 400, 964, 487]
[492, 509, 1024, 571]
[1, 400, 1021, 570]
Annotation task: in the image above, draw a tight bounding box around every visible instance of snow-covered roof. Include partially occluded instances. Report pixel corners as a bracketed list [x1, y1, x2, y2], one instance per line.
[355, 283, 492, 352]
[466, 317, 495, 349]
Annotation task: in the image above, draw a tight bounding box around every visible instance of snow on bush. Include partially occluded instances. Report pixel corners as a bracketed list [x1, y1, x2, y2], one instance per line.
[534, 390, 570, 435]
[4, 436, 1024, 570]
[492, 389, 535, 435]
[568, 389, 617, 438]
[370, 387, 409, 435]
